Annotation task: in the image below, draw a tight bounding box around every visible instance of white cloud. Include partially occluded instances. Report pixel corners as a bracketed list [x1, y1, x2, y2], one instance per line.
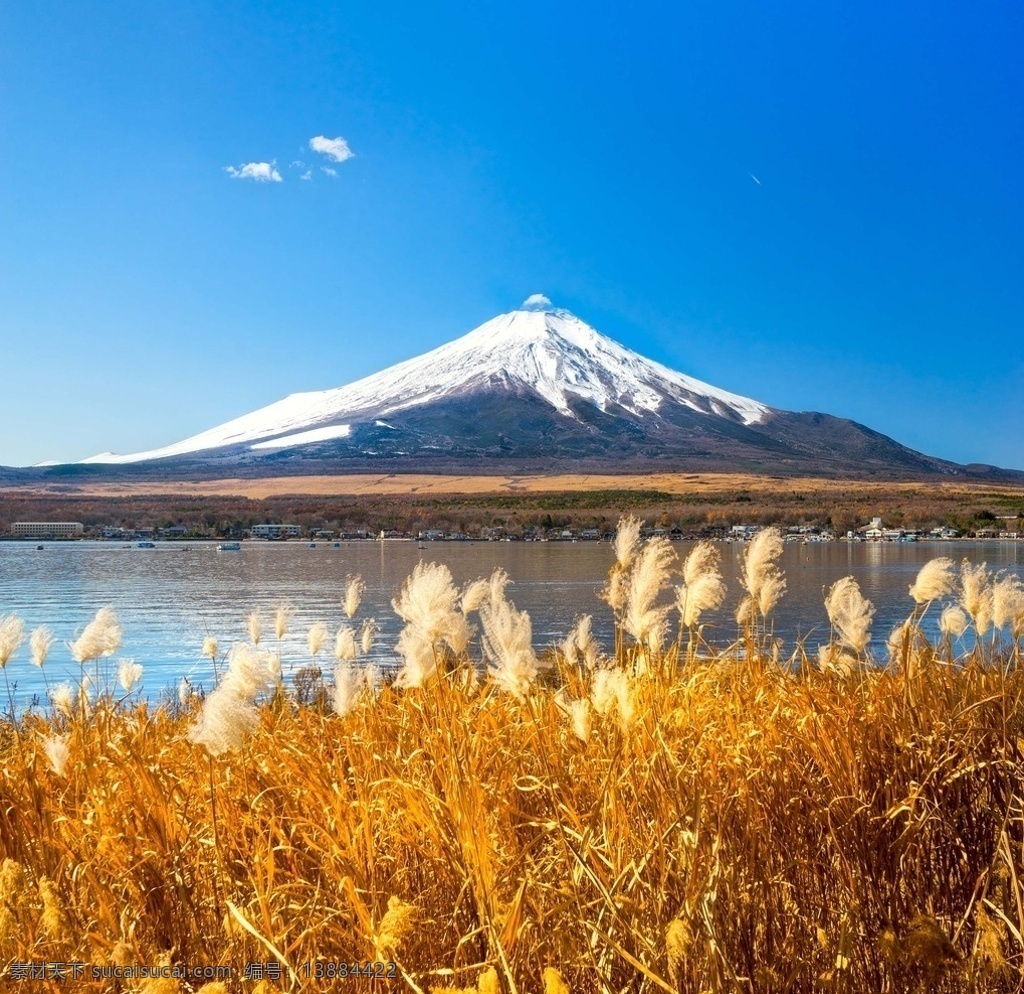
[321, 166, 338, 178]
[224, 161, 283, 182]
[300, 170, 312, 181]
[309, 135, 354, 163]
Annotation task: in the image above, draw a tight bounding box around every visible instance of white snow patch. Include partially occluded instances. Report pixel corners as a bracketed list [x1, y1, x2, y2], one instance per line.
[249, 424, 351, 450]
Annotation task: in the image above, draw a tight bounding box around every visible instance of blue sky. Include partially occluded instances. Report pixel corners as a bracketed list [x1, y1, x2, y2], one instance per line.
[1, 1, 1021, 470]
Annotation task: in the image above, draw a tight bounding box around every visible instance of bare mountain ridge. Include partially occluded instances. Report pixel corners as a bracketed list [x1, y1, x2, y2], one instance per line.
[11, 296, 1021, 482]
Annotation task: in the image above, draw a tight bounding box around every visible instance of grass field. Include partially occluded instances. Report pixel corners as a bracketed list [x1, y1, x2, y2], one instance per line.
[1, 524, 1022, 992]
[8, 471, 1024, 501]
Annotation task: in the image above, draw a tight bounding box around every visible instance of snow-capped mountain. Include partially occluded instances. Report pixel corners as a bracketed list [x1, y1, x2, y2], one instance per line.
[83, 295, 767, 463]
[78, 295, 961, 476]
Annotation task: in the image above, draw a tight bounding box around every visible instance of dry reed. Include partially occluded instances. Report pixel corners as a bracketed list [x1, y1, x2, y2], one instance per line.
[0, 524, 1021, 992]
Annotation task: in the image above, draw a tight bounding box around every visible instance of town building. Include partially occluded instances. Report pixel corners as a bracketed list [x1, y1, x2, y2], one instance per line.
[250, 523, 304, 539]
[11, 521, 84, 539]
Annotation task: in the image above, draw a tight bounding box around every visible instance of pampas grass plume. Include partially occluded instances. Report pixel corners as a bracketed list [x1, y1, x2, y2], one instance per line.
[69, 607, 121, 663]
[666, 918, 692, 982]
[360, 619, 375, 655]
[476, 969, 500, 994]
[740, 528, 786, 619]
[591, 669, 634, 730]
[221, 643, 279, 700]
[344, 575, 365, 619]
[824, 576, 875, 653]
[247, 610, 262, 646]
[188, 641, 278, 754]
[601, 567, 628, 614]
[460, 577, 490, 614]
[0, 614, 25, 667]
[613, 515, 643, 570]
[29, 625, 54, 667]
[939, 605, 969, 638]
[118, 658, 143, 693]
[676, 540, 726, 627]
[334, 626, 357, 662]
[202, 636, 218, 661]
[332, 661, 363, 717]
[909, 557, 956, 604]
[567, 698, 591, 743]
[819, 647, 860, 678]
[479, 593, 539, 700]
[38, 877, 67, 939]
[562, 614, 597, 667]
[187, 685, 260, 756]
[50, 683, 75, 716]
[992, 572, 1024, 637]
[307, 621, 329, 658]
[487, 567, 512, 607]
[542, 967, 570, 994]
[42, 733, 70, 777]
[274, 602, 294, 640]
[960, 560, 994, 635]
[623, 536, 675, 646]
[735, 595, 752, 626]
[887, 622, 911, 663]
[392, 561, 462, 644]
[376, 895, 418, 955]
[395, 628, 438, 689]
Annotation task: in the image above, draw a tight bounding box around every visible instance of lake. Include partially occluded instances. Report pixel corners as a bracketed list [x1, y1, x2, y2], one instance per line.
[1, 539, 1021, 708]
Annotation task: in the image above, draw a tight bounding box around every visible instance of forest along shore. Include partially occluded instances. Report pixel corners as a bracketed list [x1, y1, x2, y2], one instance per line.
[1, 474, 1021, 541]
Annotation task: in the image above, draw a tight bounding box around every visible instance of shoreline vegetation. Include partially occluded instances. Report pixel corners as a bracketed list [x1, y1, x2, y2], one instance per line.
[2, 473, 1023, 542]
[1, 521, 1023, 991]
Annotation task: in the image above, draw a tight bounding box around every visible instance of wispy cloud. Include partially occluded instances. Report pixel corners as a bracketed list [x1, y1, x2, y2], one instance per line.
[224, 161, 283, 183]
[300, 170, 312, 181]
[321, 166, 338, 178]
[309, 135, 354, 163]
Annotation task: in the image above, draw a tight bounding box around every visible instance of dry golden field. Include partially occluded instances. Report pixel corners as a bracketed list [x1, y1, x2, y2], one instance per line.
[1, 525, 1022, 993]
[8, 471, 1023, 501]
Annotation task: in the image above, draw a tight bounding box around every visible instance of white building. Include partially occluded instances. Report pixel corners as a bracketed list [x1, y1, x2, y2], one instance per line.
[250, 523, 303, 539]
[12, 521, 84, 538]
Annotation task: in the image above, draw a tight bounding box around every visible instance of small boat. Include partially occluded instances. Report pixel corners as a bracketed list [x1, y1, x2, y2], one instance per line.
[137, 541, 156, 549]
[332, 541, 341, 548]
[216, 542, 241, 552]
[308, 542, 317, 548]
[36, 544, 44, 551]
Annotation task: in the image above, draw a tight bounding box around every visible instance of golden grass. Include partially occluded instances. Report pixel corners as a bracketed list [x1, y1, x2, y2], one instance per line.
[1, 542, 1023, 992]
[7, 471, 1022, 500]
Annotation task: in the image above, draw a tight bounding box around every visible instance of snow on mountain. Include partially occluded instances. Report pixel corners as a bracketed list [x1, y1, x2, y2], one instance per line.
[82, 297, 770, 464]
[248, 424, 351, 450]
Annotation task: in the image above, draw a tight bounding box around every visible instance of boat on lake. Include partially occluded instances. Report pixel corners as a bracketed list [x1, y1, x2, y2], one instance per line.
[216, 542, 241, 552]
[137, 541, 156, 549]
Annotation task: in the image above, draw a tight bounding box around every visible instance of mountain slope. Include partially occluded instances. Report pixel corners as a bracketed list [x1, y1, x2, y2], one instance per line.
[82, 295, 768, 464]
[68, 295, 1008, 480]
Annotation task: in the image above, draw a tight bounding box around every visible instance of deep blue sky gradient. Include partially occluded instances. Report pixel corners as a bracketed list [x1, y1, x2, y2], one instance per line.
[1, 1, 1021, 468]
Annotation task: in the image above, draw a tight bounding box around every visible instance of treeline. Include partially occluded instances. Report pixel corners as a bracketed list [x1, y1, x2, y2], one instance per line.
[1, 485, 1020, 538]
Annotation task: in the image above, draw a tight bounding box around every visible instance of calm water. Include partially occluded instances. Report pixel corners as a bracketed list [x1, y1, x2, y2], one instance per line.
[1, 540, 1021, 707]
